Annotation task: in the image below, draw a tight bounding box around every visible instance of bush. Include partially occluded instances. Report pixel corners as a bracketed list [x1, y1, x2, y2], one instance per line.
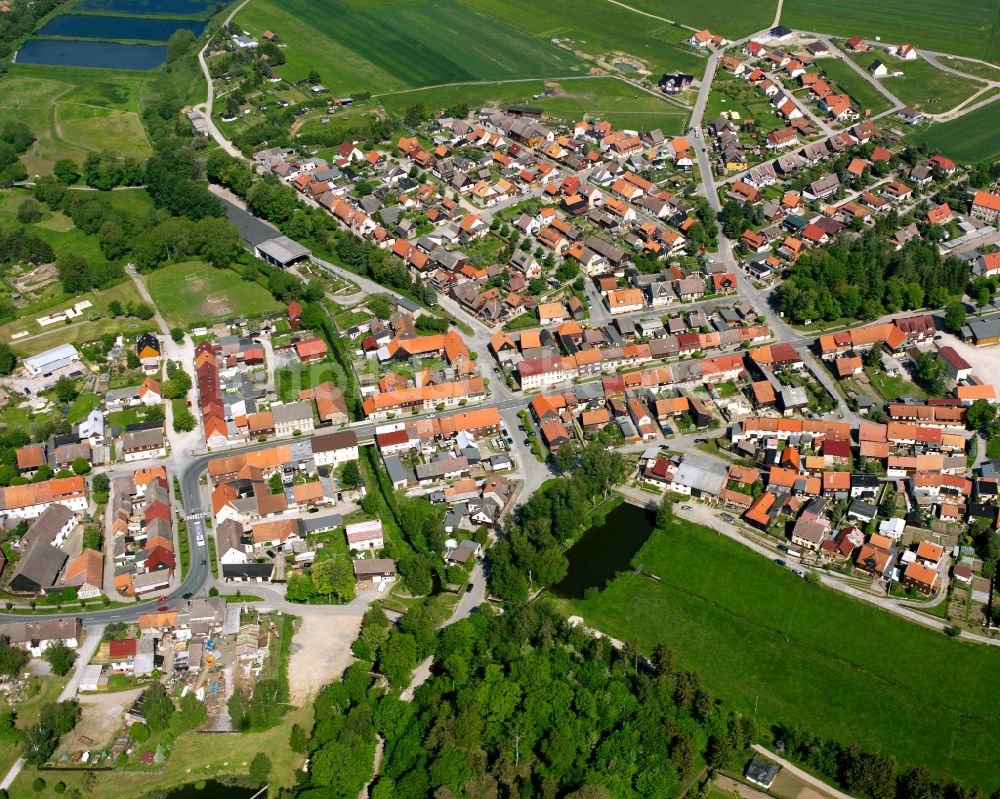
[53, 782, 65, 794]
[128, 722, 149, 742]
[31, 778, 44, 792]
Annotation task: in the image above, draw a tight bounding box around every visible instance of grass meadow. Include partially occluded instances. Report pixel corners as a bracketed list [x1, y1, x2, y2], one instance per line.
[0, 69, 151, 174]
[559, 518, 1000, 787]
[622, 0, 776, 39]
[783, 0, 1000, 63]
[843, 50, 985, 112]
[817, 56, 893, 116]
[907, 97, 1000, 162]
[144, 261, 281, 328]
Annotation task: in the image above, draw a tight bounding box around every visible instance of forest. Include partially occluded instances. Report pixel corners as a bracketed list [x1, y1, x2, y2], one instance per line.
[294, 601, 749, 799]
[771, 218, 968, 324]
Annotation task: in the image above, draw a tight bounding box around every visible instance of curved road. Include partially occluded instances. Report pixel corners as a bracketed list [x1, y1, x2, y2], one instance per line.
[194, 0, 252, 158]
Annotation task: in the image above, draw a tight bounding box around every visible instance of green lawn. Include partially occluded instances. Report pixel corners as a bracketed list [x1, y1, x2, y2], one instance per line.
[236, 0, 587, 95]
[559, 519, 1000, 787]
[783, 0, 1000, 63]
[844, 51, 986, 112]
[817, 57, 892, 116]
[865, 367, 925, 401]
[0, 676, 66, 778]
[144, 261, 281, 328]
[907, 97, 1000, 162]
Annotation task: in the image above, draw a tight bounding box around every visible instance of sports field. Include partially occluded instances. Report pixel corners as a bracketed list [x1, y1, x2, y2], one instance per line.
[907, 97, 1000, 162]
[144, 261, 281, 328]
[560, 518, 1000, 787]
[817, 57, 892, 116]
[783, 0, 1000, 63]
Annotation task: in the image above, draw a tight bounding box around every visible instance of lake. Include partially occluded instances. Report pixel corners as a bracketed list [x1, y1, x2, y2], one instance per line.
[17, 39, 168, 69]
[163, 779, 258, 799]
[72, 0, 219, 16]
[551, 502, 655, 599]
[37, 14, 206, 41]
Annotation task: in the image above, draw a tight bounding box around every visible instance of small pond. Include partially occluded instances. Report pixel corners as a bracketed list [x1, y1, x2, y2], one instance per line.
[72, 0, 218, 16]
[614, 61, 638, 73]
[163, 779, 258, 799]
[37, 14, 207, 42]
[551, 501, 655, 599]
[17, 39, 167, 70]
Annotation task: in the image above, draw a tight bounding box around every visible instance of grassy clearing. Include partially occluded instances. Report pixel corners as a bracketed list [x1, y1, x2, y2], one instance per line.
[237, 0, 586, 95]
[56, 102, 152, 159]
[0, 676, 65, 777]
[705, 73, 787, 132]
[907, 97, 1000, 162]
[276, 361, 338, 403]
[783, 0, 1000, 63]
[817, 57, 893, 116]
[559, 519, 1000, 787]
[144, 261, 281, 328]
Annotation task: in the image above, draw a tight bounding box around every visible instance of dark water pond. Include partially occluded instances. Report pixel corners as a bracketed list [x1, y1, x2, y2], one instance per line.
[37, 14, 206, 41]
[551, 502, 656, 599]
[17, 38, 167, 70]
[73, 0, 219, 16]
[163, 779, 258, 799]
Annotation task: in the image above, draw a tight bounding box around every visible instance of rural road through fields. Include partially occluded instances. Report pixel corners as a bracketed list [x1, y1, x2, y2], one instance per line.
[195, 0, 252, 159]
[0, 624, 106, 791]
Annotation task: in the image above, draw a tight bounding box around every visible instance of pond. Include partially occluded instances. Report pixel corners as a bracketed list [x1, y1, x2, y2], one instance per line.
[551, 501, 655, 599]
[614, 61, 638, 74]
[37, 14, 207, 42]
[17, 39, 167, 70]
[72, 0, 219, 16]
[163, 779, 258, 799]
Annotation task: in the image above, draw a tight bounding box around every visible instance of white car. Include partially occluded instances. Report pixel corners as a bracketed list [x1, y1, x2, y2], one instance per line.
[196, 535, 205, 546]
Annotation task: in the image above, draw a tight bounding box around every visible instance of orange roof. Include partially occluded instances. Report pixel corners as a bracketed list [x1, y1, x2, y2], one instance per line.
[1, 477, 85, 510]
[293, 481, 326, 503]
[904, 561, 939, 588]
[973, 191, 1000, 212]
[823, 472, 851, 491]
[295, 338, 328, 359]
[915, 540, 944, 562]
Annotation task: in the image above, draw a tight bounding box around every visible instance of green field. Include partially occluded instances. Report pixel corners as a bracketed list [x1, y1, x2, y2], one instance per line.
[144, 261, 281, 327]
[0, 68, 151, 174]
[784, 0, 1000, 63]
[844, 51, 985, 111]
[237, 0, 587, 95]
[238, 0, 704, 97]
[621, 0, 776, 39]
[906, 97, 1000, 161]
[560, 518, 1000, 787]
[818, 57, 892, 116]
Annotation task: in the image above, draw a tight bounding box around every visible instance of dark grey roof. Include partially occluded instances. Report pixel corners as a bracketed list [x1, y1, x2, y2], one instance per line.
[9, 542, 67, 593]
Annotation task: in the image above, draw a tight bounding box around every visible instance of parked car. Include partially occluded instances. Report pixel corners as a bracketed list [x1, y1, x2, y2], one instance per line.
[681, 505, 693, 511]
[792, 568, 807, 579]
[466, 583, 474, 593]
[774, 559, 787, 567]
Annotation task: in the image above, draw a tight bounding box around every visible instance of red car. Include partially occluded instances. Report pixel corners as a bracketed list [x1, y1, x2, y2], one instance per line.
[157, 596, 168, 603]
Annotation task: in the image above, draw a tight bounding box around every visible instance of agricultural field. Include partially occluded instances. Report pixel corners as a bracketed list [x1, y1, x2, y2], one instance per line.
[144, 261, 282, 328]
[559, 519, 1000, 787]
[236, 0, 587, 95]
[0, 69, 150, 174]
[783, 0, 1000, 63]
[844, 51, 985, 112]
[816, 56, 893, 116]
[620, 0, 776, 39]
[906, 97, 1000, 162]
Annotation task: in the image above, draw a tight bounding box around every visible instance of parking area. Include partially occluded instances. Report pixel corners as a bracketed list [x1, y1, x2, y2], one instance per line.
[935, 327, 1000, 378]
